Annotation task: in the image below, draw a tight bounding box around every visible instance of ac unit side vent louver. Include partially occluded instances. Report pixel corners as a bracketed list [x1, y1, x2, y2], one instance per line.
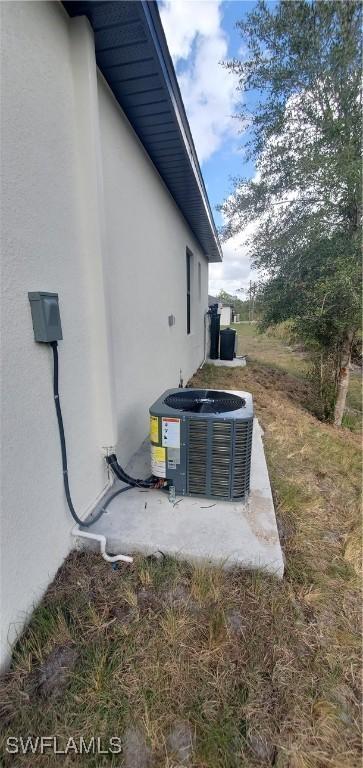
[232, 421, 253, 498]
[211, 421, 232, 497]
[188, 419, 208, 495]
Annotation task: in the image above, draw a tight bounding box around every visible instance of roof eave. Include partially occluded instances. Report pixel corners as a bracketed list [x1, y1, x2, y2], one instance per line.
[63, 0, 222, 263]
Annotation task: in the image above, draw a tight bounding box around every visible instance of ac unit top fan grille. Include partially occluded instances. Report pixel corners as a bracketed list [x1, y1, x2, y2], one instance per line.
[164, 389, 245, 414]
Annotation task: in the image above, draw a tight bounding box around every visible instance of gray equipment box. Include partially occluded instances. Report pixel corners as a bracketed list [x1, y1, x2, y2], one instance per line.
[28, 292, 62, 342]
[149, 388, 253, 501]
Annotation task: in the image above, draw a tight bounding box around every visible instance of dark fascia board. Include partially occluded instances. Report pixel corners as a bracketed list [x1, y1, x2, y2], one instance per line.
[63, 0, 222, 262]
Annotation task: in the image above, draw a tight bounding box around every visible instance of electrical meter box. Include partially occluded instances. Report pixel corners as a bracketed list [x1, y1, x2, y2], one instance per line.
[28, 292, 63, 342]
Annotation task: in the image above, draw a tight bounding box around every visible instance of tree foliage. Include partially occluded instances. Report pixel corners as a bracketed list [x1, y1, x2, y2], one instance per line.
[220, 0, 362, 422]
[216, 290, 250, 319]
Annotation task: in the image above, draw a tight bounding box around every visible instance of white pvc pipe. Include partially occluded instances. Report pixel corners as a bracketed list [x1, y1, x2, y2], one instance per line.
[71, 525, 133, 564]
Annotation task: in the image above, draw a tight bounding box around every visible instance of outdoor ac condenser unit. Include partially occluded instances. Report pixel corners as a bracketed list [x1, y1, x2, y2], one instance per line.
[149, 388, 253, 501]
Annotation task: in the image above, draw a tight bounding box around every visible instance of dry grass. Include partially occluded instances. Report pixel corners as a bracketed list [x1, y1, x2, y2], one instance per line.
[0, 326, 361, 767]
[234, 322, 362, 430]
[233, 322, 310, 378]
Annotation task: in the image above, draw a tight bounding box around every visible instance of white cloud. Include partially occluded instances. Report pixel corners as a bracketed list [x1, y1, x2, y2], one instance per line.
[160, 1, 254, 294]
[209, 221, 259, 296]
[210, 89, 328, 296]
[237, 42, 248, 60]
[160, 0, 239, 164]
[160, 0, 221, 61]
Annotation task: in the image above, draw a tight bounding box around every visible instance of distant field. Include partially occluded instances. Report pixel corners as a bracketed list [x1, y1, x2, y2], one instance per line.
[233, 322, 362, 428]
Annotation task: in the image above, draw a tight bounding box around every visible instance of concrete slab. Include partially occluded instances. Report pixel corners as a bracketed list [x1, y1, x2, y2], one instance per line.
[207, 356, 246, 368]
[82, 419, 284, 578]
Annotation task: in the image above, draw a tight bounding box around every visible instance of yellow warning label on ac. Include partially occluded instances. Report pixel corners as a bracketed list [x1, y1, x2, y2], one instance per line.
[151, 445, 166, 462]
[151, 445, 166, 478]
[150, 415, 159, 444]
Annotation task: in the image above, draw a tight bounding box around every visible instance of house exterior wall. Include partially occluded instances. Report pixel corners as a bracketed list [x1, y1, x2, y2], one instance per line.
[0, 2, 209, 670]
[97, 75, 208, 465]
[0, 0, 109, 672]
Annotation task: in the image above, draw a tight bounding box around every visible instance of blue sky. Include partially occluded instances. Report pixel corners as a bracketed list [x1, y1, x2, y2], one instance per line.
[202, 1, 257, 224]
[159, 0, 264, 296]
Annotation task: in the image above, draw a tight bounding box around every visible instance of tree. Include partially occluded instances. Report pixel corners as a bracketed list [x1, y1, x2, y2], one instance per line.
[220, 0, 362, 425]
[216, 290, 251, 320]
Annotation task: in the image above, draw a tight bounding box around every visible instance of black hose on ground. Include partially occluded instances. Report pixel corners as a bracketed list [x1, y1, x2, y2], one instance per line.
[50, 341, 132, 528]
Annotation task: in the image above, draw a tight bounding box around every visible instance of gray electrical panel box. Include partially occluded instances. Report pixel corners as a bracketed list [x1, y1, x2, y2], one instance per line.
[28, 292, 63, 342]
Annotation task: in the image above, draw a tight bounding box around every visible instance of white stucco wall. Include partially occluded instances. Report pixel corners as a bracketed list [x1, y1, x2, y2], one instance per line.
[0, 2, 209, 669]
[0, 1, 110, 670]
[98, 75, 209, 464]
